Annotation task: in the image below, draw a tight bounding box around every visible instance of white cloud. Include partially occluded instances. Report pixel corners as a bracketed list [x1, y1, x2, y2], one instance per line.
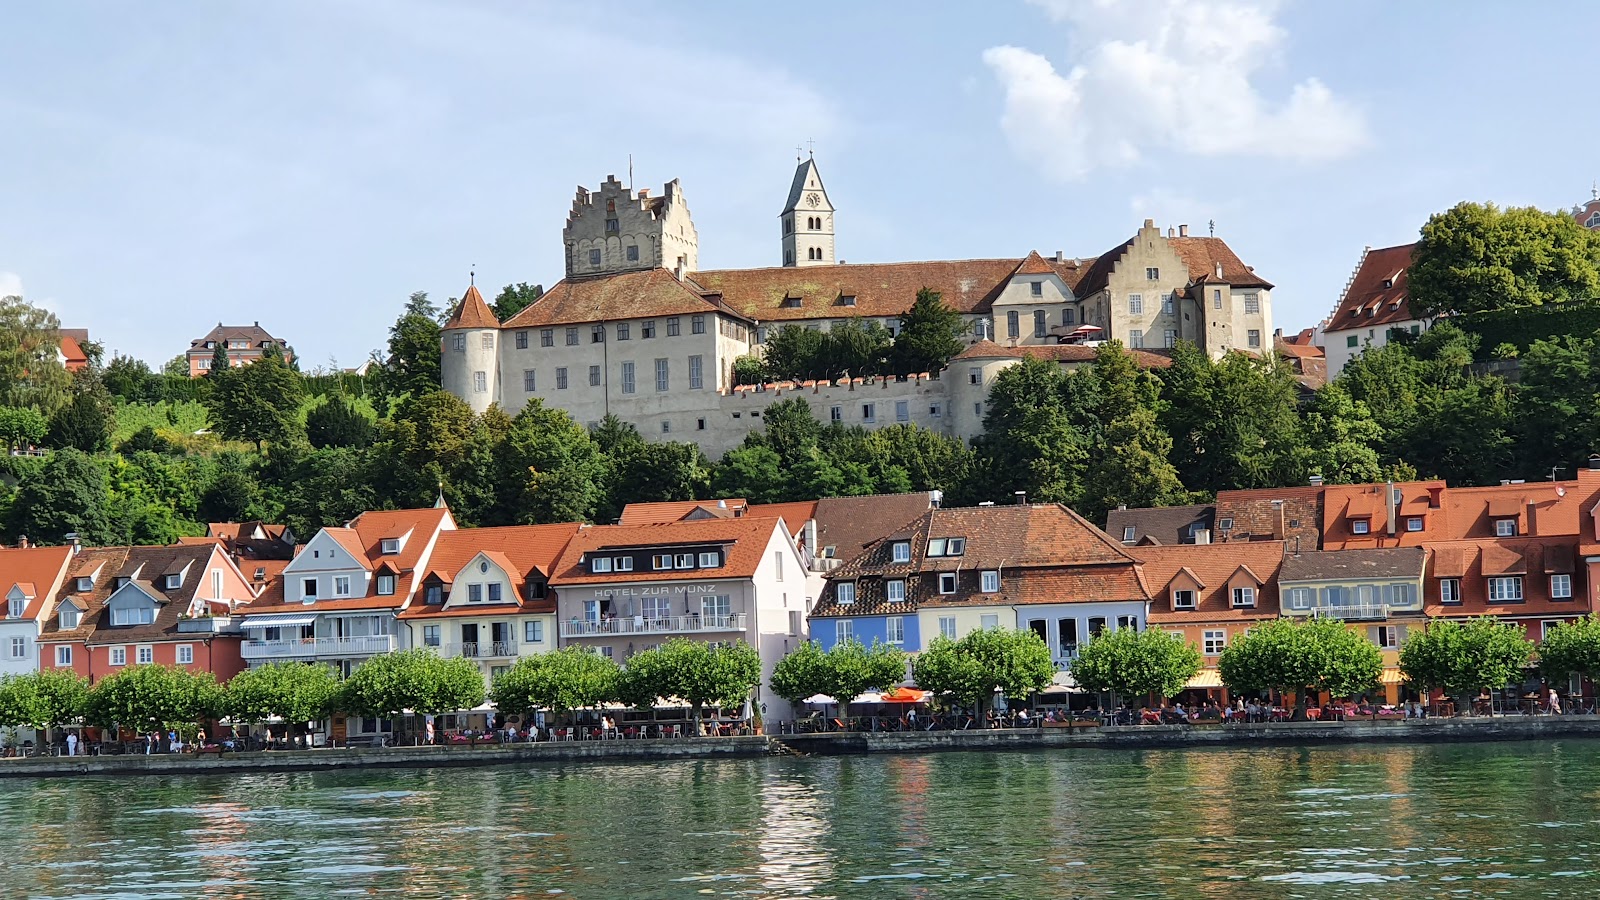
[983, 0, 1368, 179]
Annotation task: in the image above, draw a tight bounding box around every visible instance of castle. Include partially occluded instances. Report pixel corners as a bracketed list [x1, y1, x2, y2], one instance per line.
[441, 157, 1275, 456]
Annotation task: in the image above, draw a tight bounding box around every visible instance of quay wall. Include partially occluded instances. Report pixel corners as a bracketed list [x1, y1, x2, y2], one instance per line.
[7, 717, 1600, 779]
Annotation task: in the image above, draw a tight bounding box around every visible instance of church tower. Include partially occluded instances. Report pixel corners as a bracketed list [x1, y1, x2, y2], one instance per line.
[780, 155, 834, 267]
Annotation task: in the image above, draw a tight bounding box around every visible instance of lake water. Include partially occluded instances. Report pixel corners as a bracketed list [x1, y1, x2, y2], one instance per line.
[4, 741, 1600, 898]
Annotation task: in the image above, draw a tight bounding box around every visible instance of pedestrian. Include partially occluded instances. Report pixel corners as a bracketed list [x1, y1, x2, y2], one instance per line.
[65, 732, 77, 757]
[1549, 688, 1563, 716]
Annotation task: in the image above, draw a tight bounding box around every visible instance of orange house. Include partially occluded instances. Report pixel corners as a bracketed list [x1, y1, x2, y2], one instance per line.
[1141, 541, 1285, 702]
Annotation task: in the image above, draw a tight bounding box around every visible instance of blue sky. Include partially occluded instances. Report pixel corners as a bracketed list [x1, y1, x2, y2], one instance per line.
[4, 0, 1598, 368]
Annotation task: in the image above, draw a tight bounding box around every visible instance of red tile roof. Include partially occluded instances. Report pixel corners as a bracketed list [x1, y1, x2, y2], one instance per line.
[1168, 237, 1274, 290]
[743, 501, 819, 533]
[1141, 541, 1285, 624]
[1015, 251, 1055, 276]
[950, 340, 1173, 368]
[619, 499, 748, 525]
[444, 284, 500, 330]
[417, 524, 583, 585]
[1325, 244, 1418, 332]
[502, 268, 750, 328]
[0, 546, 74, 619]
[1424, 538, 1586, 618]
[813, 492, 939, 566]
[549, 518, 784, 585]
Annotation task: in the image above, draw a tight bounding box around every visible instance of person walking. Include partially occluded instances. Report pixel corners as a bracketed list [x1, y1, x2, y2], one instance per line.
[1548, 688, 1563, 716]
[65, 732, 77, 757]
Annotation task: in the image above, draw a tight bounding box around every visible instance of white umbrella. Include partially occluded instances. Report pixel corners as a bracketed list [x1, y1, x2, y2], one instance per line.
[741, 697, 754, 721]
[803, 694, 836, 705]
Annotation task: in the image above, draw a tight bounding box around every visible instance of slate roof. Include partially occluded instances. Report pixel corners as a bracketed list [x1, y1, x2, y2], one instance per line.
[1279, 548, 1427, 582]
[783, 158, 826, 211]
[188, 323, 289, 351]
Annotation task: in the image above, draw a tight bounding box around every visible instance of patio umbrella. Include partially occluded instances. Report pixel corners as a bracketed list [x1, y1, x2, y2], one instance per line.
[802, 694, 837, 705]
[879, 687, 930, 704]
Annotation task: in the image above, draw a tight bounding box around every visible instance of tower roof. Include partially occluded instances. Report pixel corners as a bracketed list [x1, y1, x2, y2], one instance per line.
[782, 157, 829, 213]
[444, 284, 499, 330]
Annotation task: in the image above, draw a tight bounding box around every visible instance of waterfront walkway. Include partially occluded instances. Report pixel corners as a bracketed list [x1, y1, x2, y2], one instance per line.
[8, 715, 1600, 778]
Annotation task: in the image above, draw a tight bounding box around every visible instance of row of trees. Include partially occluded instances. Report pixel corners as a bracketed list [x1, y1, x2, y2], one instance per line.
[743, 288, 968, 383]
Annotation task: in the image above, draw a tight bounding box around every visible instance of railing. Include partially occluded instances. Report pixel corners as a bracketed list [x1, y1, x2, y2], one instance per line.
[560, 613, 746, 638]
[241, 634, 395, 659]
[177, 616, 237, 634]
[443, 641, 519, 659]
[1304, 604, 1390, 621]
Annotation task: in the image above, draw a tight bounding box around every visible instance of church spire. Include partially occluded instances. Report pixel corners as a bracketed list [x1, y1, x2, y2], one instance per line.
[780, 154, 834, 267]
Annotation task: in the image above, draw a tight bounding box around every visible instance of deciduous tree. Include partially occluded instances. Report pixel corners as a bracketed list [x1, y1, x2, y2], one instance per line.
[223, 662, 342, 727]
[1219, 618, 1383, 716]
[1399, 617, 1533, 713]
[1071, 627, 1202, 704]
[1536, 615, 1600, 689]
[912, 629, 1053, 719]
[1409, 202, 1600, 317]
[85, 664, 223, 732]
[0, 295, 72, 416]
[616, 639, 762, 731]
[0, 670, 89, 736]
[489, 647, 620, 727]
[491, 282, 543, 321]
[339, 650, 486, 734]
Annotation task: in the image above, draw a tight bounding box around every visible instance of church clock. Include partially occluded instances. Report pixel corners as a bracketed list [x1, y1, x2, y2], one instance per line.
[806, 192, 821, 208]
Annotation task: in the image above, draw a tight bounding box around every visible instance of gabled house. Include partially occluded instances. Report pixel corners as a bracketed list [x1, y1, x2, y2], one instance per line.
[185, 322, 294, 376]
[179, 521, 298, 595]
[548, 516, 810, 719]
[1141, 541, 1285, 697]
[0, 546, 74, 675]
[398, 523, 584, 678]
[36, 544, 256, 683]
[1105, 503, 1216, 546]
[1319, 243, 1427, 376]
[238, 507, 453, 674]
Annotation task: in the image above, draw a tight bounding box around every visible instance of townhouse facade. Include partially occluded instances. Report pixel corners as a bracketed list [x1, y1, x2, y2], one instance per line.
[35, 543, 256, 683]
[397, 524, 584, 679]
[441, 159, 1273, 455]
[1317, 243, 1428, 375]
[185, 322, 295, 376]
[547, 517, 811, 719]
[809, 503, 1151, 673]
[237, 507, 454, 676]
[0, 546, 74, 676]
[1141, 541, 1285, 697]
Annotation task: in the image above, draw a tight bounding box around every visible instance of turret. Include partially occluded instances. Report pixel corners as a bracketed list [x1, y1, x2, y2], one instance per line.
[440, 284, 500, 413]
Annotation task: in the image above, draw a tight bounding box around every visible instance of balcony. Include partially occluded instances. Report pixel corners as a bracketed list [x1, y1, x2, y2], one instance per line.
[442, 641, 519, 659]
[560, 613, 747, 638]
[177, 615, 238, 634]
[1305, 604, 1391, 622]
[241, 634, 395, 660]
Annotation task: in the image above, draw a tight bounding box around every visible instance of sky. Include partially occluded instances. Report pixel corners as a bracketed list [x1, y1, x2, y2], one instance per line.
[4, 0, 1599, 368]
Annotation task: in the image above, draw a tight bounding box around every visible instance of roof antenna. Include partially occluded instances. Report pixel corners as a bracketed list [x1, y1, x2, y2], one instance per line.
[1208, 219, 1215, 237]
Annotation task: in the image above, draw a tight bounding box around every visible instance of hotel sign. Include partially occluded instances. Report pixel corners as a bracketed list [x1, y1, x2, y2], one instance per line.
[584, 583, 721, 599]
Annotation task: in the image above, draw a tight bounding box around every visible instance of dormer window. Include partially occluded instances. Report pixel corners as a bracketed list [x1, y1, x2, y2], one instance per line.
[59, 606, 80, 629]
[591, 557, 613, 574]
[615, 557, 634, 572]
[115, 576, 131, 589]
[840, 294, 856, 307]
[1406, 517, 1423, 532]
[1351, 519, 1370, 535]
[836, 582, 856, 606]
[75, 577, 93, 592]
[783, 295, 802, 309]
[376, 574, 396, 596]
[885, 580, 906, 602]
[7, 597, 21, 618]
[254, 567, 266, 581]
[1232, 587, 1256, 608]
[380, 538, 401, 555]
[164, 574, 182, 590]
[1495, 519, 1517, 537]
[698, 552, 719, 567]
[1122, 526, 1136, 543]
[1172, 589, 1196, 609]
[675, 553, 695, 569]
[425, 584, 443, 605]
[891, 542, 911, 563]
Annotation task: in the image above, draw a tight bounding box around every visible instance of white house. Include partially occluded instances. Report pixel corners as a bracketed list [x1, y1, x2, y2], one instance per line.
[1319, 243, 1429, 375]
[0, 546, 73, 676]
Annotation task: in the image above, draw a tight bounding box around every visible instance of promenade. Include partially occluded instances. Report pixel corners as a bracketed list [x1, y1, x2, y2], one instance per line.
[8, 716, 1600, 778]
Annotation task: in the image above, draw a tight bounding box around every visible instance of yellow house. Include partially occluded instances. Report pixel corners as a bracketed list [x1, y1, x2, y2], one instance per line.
[1279, 548, 1426, 704]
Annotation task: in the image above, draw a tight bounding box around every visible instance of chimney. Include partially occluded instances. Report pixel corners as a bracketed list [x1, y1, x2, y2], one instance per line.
[637, 188, 649, 199]
[1054, 251, 1063, 262]
[1526, 501, 1538, 537]
[1178, 224, 1188, 237]
[1167, 227, 1175, 238]
[1385, 481, 1398, 536]
[1270, 499, 1286, 540]
[1427, 486, 1443, 509]
[16, 535, 28, 550]
[65, 532, 81, 555]
[1215, 262, 1223, 278]
[930, 489, 944, 509]
[1194, 529, 1211, 545]
[1308, 475, 1324, 487]
[1014, 490, 1027, 506]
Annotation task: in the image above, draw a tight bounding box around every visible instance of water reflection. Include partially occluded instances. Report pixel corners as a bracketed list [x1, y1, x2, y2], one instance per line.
[4, 742, 1600, 898]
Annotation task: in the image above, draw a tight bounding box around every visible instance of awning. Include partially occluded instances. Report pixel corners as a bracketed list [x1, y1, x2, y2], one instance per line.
[1041, 670, 1078, 693]
[240, 613, 317, 629]
[879, 687, 929, 704]
[1381, 669, 1405, 686]
[1185, 670, 1224, 689]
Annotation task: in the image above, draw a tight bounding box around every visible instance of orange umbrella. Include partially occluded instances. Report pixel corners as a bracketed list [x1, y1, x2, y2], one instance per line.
[879, 687, 930, 704]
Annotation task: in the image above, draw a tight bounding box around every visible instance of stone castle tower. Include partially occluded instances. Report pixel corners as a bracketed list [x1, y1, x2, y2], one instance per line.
[780, 156, 834, 267]
[563, 176, 698, 279]
[440, 283, 501, 414]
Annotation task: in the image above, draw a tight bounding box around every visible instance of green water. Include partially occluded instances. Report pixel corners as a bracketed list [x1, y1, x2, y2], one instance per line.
[4, 741, 1599, 898]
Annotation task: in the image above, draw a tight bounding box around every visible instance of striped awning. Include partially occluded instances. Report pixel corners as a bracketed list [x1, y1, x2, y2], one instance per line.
[1185, 670, 1224, 689]
[1381, 668, 1405, 685]
[240, 613, 317, 629]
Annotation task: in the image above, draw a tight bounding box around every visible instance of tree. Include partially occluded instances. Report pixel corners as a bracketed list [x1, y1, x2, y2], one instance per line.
[769, 641, 830, 708]
[491, 400, 607, 524]
[8, 449, 113, 545]
[491, 282, 543, 321]
[305, 395, 375, 449]
[1537, 615, 1600, 689]
[0, 406, 47, 451]
[1158, 344, 1306, 493]
[46, 385, 115, 452]
[375, 292, 444, 409]
[761, 325, 829, 382]
[1080, 342, 1188, 521]
[85, 664, 223, 732]
[0, 295, 72, 416]
[616, 639, 762, 731]
[223, 662, 341, 728]
[1218, 618, 1383, 716]
[1399, 617, 1534, 713]
[488, 647, 620, 728]
[819, 318, 894, 380]
[746, 398, 823, 468]
[1409, 202, 1600, 317]
[208, 341, 230, 379]
[913, 629, 1053, 719]
[892, 287, 967, 375]
[731, 355, 768, 386]
[1297, 383, 1385, 485]
[0, 670, 89, 740]
[1071, 627, 1202, 705]
[102, 354, 156, 403]
[340, 650, 485, 740]
[965, 356, 1098, 508]
[709, 445, 787, 504]
[206, 354, 306, 451]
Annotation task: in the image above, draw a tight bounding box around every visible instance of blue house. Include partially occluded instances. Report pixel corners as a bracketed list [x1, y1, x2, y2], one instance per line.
[808, 514, 929, 653]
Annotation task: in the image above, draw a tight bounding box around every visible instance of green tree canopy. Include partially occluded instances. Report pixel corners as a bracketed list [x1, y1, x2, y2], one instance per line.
[491, 282, 543, 321]
[1409, 201, 1600, 317]
[339, 649, 486, 721]
[0, 295, 72, 416]
[205, 354, 306, 451]
[912, 629, 1054, 718]
[47, 383, 115, 452]
[770, 639, 907, 716]
[1071, 627, 1203, 703]
[0, 670, 89, 732]
[374, 291, 443, 410]
[85, 664, 223, 731]
[616, 639, 762, 729]
[223, 662, 342, 726]
[7, 448, 113, 545]
[0, 405, 47, 451]
[306, 395, 376, 449]
[488, 647, 620, 725]
[1536, 615, 1600, 688]
[491, 399, 607, 524]
[769, 640, 830, 707]
[1218, 618, 1383, 712]
[1398, 617, 1534, 708]
[892, 288, 967, 375]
